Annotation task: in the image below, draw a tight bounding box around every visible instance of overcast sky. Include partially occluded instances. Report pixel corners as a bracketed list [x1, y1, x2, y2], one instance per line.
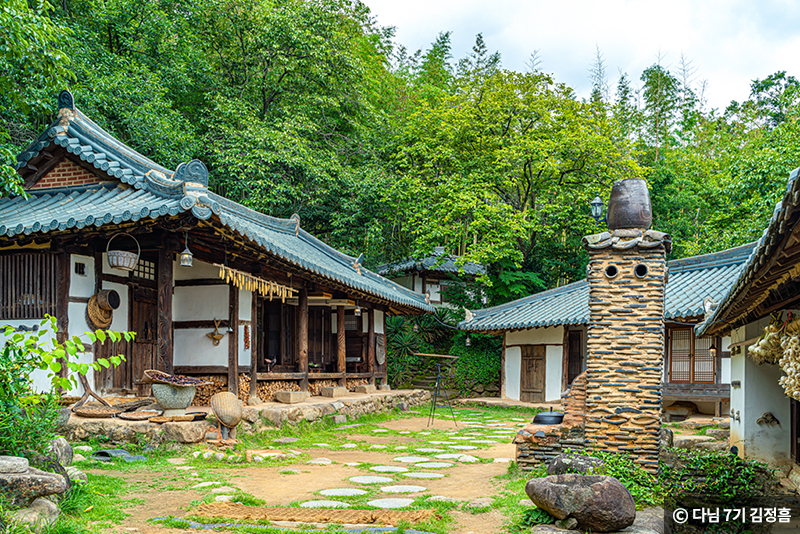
[364, 0, 800, 112]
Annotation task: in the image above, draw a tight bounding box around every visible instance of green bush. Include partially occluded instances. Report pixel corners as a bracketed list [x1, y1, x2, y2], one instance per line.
[448, 331, 501, 393]
[586, 451, 663, 507]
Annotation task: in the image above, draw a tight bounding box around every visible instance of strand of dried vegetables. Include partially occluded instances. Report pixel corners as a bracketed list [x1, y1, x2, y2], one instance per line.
[213, 263, 295, 302]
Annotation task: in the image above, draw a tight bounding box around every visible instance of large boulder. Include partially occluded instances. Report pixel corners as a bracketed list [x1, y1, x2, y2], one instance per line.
[546, 454, 605, 476]
[47, 437, 73, 467]
[525, 474, 635, 533]
[0, 456, 67, 507]
[11, 497, 60, 529]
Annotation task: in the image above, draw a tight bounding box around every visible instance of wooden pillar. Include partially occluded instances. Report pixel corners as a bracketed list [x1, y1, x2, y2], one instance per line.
[228, 284, 239, 395]
[157, 245, 174, 375]
[367, 308, 376, 385]
[55, 250, 71, 388]
[337, 305, 346, 387]
[299, 287, 309, 392]
[249, 292, 259, 402]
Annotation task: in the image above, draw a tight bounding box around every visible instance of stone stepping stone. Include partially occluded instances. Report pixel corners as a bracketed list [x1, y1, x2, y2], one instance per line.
[192, 481, 221, 488]
[320, 488, 368, 497]
[399, 431, 410, 434]
[344, 462, 361, 467]
[402, 472, 444, 479]
[369, 445, 387, 449]
[466, 497, 493, 509]
[370, 466, 408, 473]
[418, 432, 432, 435]
[394, 446, 408, 450]
[493, 458, 513, 463]
[367, 498, 414, 509]
[449, 445, 478, 450]
[393, 456, 430, 463]
[471, 440, 498, 444]
[300, 500, 350, 508]
[350, 476, 393, 484]
[414, 448, 445, 453]
[166, 458, 186, 465]
[280, 468, 302, 474]
[341, 444, 357, 449]
[307, 458, 332, 465]
[449, 437, 472, 440]
[215, 495, 232, 502]
[380, 485, 427, 494]
[74, 445, 93, 453]
[274, 437, 301, 444]
[337, 424, 362, 429]
[312, 443, 331, 448]
[372, 429, 389, 433]
[434, 453, 469, 460]
[413, 462, 453, 469]
[511, 418, 526, 422]
[428, 441, 457, 445]
[211, 486, 237, 494]
[428, 495, 458, 503]
[175, 466, 194, 471]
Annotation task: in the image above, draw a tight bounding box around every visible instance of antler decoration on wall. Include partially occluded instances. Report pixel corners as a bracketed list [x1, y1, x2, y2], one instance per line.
[213, 263, 296, 302]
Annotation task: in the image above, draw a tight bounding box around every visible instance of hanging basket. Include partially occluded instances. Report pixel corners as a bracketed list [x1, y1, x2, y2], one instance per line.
[106, 232, 140, 271]
[86, 294, 113, 329]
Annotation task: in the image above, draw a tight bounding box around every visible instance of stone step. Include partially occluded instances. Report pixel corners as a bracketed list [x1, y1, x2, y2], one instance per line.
[706, 428, 730, 440]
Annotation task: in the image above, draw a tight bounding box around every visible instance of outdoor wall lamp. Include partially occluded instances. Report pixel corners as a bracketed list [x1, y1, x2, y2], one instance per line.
[465, 335, 472, 347]
[354, 300, 362, 317]
[180, 231, 194, 267]
[590, 195, 606, 223]
[710, 342, 718, 359]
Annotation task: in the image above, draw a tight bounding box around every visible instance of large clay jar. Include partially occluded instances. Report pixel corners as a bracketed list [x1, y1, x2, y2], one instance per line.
[152, 383, 196, 417]
[606, 178, 652, 230]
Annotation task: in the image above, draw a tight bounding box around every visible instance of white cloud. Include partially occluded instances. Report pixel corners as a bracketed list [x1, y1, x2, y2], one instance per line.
[365, 0, 800, 110]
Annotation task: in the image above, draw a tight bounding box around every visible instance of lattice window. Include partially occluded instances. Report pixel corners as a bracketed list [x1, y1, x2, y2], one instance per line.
[694, 336, 715, 383]
[345, 315, 359, 331]
[132, 259, 156, 281]
[0, 253, 58, 320]
[670, 329, 692, 383]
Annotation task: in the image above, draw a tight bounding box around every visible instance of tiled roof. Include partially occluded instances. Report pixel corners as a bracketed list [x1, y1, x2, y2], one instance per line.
[3, 91, 433, 314]
[460, 242, 755, 332]
[377, 253, 485, 277]
[697, 166, 800, 336]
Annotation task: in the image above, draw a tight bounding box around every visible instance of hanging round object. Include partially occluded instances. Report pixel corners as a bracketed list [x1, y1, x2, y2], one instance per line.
[106, 232, 141, 271]
[86, 294, 113, 329]
[96, 289, 120, 311]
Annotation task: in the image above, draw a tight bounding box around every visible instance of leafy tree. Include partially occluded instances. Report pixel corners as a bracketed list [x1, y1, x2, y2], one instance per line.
[639, 62, 679, 162]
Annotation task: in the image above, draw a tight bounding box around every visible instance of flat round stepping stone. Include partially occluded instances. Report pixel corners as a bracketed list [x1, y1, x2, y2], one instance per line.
[415, 448, 445, 453]
[414, 462, 452, 469]
[380, 485, 427, 494]
[320, 488, 368, 497]
[394, 446, 408, 450]
[350, 476, 393, 484]
[274, 437, 301, 444]
[313, 443, 330, 448]
[434, 453, 467, 460]
[428, 441, 457, 445]
[493, 457, 513, 463]
[192, 481, 221, 488]
[341, 444, 357, 449]
[300, 500, 350, 508]
[418, 432, 432, 435]
[372, 429, 389, 433]
[471, 440, 498, 444]
[449, 445, 478, 450]
[399, 431, 410, 434]
[367, 498, 414, 509]
[370, 465, 408, 473]
[369, 445, 387, 449]
[307, 457, 332, 465]
[511, 418, 526, 421]
[402, 472, 444, 479]
[428, 495, 458, 503]
[449, 437, 472, 441]
[393, 456, 430, 463]
[344, 462, 361, 467]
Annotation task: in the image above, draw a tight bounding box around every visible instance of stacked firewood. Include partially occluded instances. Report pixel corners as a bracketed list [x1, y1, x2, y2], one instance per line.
[346, 378, 368, 390]
[308, 379, 337, 396]
[192, 375, 228, 406]
[238, 375, 301, 402]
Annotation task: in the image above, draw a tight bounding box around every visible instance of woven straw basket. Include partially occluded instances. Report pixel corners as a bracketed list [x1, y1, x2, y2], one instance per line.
[106, 232, 140, 271]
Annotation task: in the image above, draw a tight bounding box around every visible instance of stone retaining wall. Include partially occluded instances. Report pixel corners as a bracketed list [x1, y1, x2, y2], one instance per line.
[61, 389, 430, 445]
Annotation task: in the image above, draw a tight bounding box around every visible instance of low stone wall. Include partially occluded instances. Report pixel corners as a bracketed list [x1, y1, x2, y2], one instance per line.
[62, 389, 430, 445]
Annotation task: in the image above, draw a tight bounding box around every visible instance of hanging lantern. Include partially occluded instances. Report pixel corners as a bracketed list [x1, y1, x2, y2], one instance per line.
[180, 231, 193, 267]
[354, 300, 362, 317]
[465, 335, 472, 347]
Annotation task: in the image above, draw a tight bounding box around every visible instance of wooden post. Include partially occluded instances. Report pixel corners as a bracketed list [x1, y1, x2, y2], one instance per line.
[228, 284, 239, 395]
[367, 308, 375, 385]
[337, 305, 346, 387]
[299, 287, 309, 392]
[55, 250, 71, 388]
[157, 245, 174, 375]
[249, 292, 259, 402]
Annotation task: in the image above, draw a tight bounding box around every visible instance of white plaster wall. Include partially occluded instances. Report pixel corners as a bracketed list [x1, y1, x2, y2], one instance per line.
[506, 326, 564, 346]
[545, 346, 562, 402]
[392, 276, 413, 291]
[428, 282, 441, 302]
[414, 276, 422, 293]
[238, 326, 249, 366]
[102, 281, 129, 332]
[173, 285, 229, 321]
[239, 290, 252, 321]
[65, 302, 96, 395]
[0, 320, 55, 393]
[69, 254, 95, 297]
[721, 359, 731, 384]
[173, 258, 220, 281]
[742, 353, 791, 465]
[174, 330, 228, 366]
[504, 346, 521, 400]
[375, 310, 384, 334]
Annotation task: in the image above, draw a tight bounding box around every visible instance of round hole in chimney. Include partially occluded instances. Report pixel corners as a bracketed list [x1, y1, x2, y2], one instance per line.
[604, 265, 618, 279]
[634, 264, 649, 278]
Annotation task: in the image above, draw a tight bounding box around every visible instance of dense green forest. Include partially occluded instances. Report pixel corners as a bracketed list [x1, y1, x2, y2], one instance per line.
[3, 0, 800, 308]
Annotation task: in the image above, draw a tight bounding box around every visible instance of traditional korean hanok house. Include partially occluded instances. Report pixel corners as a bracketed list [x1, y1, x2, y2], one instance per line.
[459, 238, 754, 417]
[697, 166, 800, 466]
[0, 91, 433, 400]
[377, 247, 486, 307]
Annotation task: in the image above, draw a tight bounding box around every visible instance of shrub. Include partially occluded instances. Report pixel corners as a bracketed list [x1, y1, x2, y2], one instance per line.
[586, 451, 663, 507]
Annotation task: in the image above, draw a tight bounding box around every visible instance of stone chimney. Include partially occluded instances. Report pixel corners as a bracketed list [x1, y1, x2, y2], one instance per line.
[581, 178, 671, 472]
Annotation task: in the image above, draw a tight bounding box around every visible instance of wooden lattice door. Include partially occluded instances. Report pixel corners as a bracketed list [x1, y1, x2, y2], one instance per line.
[520, 345, 545, 403]
[567, 330, 583, 385]
[130, 286, 157, 396]
[669, 329, 715, 383]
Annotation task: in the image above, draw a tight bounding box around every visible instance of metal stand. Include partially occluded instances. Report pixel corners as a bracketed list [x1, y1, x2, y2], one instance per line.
[427, 363, 458, 428]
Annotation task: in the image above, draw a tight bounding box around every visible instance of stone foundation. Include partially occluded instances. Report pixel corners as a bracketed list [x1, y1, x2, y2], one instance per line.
[62, 389, 430, 445]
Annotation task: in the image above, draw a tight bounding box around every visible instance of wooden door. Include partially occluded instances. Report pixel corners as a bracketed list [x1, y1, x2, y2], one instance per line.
[669, 329, 715, 383]
[130, 286, 157, 396]
[567, 330, 583, 385]
[520, 345, 545, 403]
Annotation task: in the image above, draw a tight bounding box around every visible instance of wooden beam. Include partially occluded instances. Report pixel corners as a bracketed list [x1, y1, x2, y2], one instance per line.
[250, 291, 259, 402]
[174, 320, 229, 329]
[368, 308, 376, 385]
[337, 305, 346, 387]
[299, 287, 309, 392]
[157, 245, 174, 374]
[228, 284, 239, 395]
[257, 372, 305, 380]
[56, 250, 71, 388]
[175, 365, 251, 375]
[174, 278, 227, 287]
